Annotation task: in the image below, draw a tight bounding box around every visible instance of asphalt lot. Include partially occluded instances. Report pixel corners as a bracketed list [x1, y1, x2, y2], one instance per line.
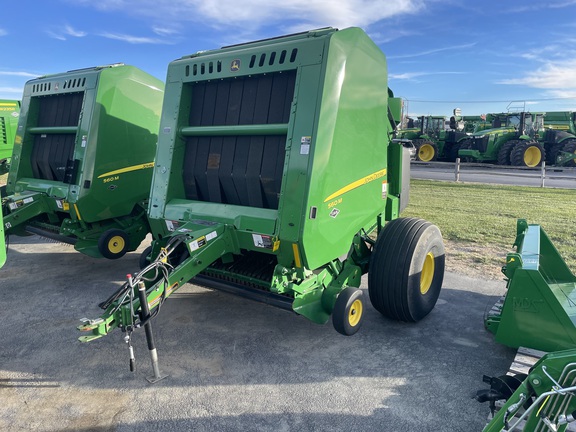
[0, 235, 514, 431]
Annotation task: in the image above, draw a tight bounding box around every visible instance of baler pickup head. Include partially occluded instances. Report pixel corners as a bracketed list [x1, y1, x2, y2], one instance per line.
[485, 219, 576, 352]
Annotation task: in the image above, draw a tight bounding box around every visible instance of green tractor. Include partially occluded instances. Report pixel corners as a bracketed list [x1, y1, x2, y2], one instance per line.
[0, 100, 20, 176]
[79, 28, 446, 374]
[542, 111, 576, 166]
[1, 64, 164, 260]
[399, 114, 468, 162]
[458, 112, 547, 167]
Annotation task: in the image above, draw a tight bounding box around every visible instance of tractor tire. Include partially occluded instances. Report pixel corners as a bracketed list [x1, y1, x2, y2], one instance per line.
[416, 140, 438, 162]
[510, 141, 545, 167]
[561, 140, 576, 167]
[497, 140, 519, 166]
[368, 217, 445, 322]
[98, 229, 130, 259]
[546, 143, 564, 165]
[457, 139, 474, 162]
[332, 287, 365, 336]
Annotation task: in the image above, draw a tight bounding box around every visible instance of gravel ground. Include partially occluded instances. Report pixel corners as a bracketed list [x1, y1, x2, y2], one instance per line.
[0, 235, 514, 431]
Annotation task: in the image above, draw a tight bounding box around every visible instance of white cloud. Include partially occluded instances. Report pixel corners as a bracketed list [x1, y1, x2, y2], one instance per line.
[99, 32, 172, 44]
[64, 25, 87, 38]
[390, 71, 464, 80]
[0, 28, 7, 36]
[497, 59, 576, 90]
[0, 71, 39, 78]
[388, 42, 476, 60]
[71, 0, 425, 30]
[152, 25, 179, 37]
[46, 24, 87, 40]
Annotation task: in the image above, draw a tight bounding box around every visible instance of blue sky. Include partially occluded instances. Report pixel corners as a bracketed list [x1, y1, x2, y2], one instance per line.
[2, 0, 576, 117]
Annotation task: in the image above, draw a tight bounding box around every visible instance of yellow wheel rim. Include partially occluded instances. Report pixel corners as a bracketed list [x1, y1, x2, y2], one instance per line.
[108, 235, 126, 254]
[420, 252, 435, 295]
[418, 144, 435, 162]
[524, 146, 541, 167]
[348, 299, 363, 327]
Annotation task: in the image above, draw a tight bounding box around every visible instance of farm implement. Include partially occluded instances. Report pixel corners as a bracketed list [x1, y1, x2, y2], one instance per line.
[78, 27, 445, 378]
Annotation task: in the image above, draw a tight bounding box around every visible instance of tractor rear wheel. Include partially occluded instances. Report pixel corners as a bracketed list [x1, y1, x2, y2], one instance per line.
[561, 140, 576, 167]
[415, 140, 438, 162]
[510, 141, 545, 167]
[332, 287, 365, 336]
[368, 217, 445, 322]
[98, 229, 129, 259]
[497, 140, 518, 165]
[457, 139, 474, 162]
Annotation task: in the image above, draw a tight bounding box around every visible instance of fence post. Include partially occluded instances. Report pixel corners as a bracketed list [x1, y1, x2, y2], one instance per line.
[541, 162, 546, 188]
[455, 158, 460, 182]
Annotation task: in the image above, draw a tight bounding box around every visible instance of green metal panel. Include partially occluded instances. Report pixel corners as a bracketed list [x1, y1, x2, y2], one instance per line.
[300, 28, 390, 269]
[485, 220, 576, 352]
[0, 100, 20, 164]
[483, 348, 576, 432]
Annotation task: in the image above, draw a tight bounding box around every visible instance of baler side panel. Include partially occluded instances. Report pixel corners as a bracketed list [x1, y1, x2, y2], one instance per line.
[80, 66, 164, 222]
[300, 28, 390, 270]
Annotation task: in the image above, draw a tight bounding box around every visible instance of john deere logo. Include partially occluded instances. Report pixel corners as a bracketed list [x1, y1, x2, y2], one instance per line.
[230, 59, 241, 72]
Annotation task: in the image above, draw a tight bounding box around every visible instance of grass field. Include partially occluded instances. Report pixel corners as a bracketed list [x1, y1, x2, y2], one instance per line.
[402, 180, 576, 278]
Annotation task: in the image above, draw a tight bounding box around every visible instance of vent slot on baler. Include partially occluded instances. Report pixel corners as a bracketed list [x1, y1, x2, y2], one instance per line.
[30, 92, 83, 182]
[183, 70, 296, 210]
[0, 117, 6, 146]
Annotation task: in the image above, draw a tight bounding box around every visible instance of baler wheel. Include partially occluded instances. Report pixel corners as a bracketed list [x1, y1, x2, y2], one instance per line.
[139, 246, 153, 269]
[368, 218, 445, 322]
[98, 229, 129, 259]
[332, 287, 365, 336]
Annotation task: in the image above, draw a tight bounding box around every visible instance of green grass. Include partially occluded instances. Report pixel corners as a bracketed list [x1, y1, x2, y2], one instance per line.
[402, 180, 576, 278]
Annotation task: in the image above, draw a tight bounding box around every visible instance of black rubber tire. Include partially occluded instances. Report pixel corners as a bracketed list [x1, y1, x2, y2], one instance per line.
[510, 140, 545, 167]
[332, 287, 365, 336]
[139, 246, 153, 269]
[546, 142, 564, 165]
[449, 139, 467, 161]
[497, 140, 519, 165]
[368, 217, 445, 322]
[415, 140, 438, 162]
[561, 140, 576, 167]
[98, 229, 129, 260]
[457, 139, 474, 162]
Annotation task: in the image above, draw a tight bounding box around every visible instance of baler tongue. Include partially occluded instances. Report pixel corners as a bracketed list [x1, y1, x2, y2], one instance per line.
[485, 219, 576, 352]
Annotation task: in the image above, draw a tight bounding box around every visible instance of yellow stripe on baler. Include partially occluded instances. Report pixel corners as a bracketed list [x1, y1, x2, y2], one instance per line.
[324, 168, 387, 202]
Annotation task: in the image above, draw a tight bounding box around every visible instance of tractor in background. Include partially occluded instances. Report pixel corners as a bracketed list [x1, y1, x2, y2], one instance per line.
[398, 113, 468, 162]
[458, 112, 546, 167]
[458, 111, 576, 167]
[542, 111, 576, 166]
